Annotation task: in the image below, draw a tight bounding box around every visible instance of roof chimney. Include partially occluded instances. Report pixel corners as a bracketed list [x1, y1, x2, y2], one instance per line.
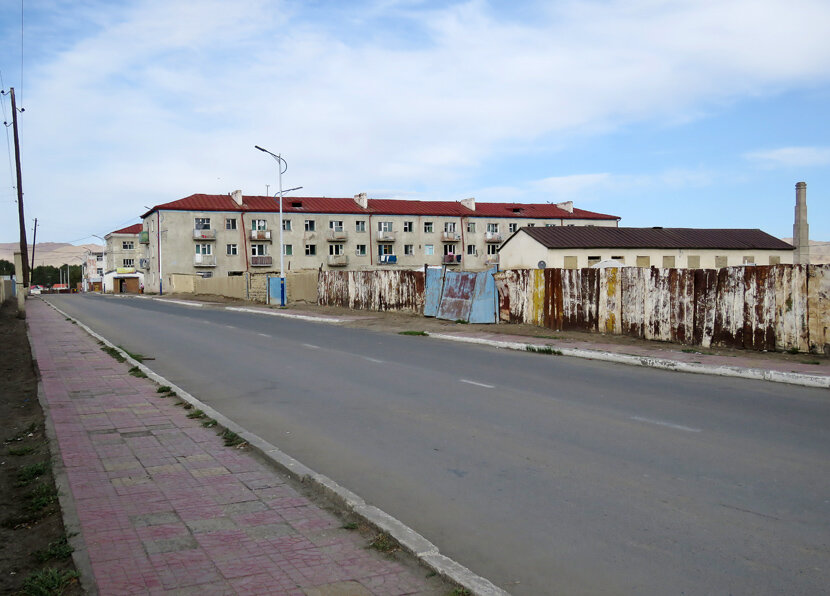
[793, 181, 809, 265]
[354, 193, 368, 209]
[230, 190, 243, 206]
[460, 197, 475, 211]
[555, 200, 574, 213]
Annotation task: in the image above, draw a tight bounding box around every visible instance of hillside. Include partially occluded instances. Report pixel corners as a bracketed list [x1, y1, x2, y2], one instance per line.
[780, 239, 830, 264]
[0, 242, 103, 268]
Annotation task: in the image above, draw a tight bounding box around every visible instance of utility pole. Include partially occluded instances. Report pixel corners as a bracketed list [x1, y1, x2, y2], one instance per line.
[30, 218, 37, 283]
[7, 88, 29, 287]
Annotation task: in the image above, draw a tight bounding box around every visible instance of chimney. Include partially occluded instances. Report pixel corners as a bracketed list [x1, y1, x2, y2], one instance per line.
[793, 181, 809, 265]
[460, 197, 475, 211]
[354, 192, 368, 209]
[230, 190, 243, 206]
[555, 200, 574, 213]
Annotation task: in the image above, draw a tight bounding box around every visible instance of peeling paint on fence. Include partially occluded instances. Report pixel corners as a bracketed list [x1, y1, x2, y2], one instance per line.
[318, 270, 425, 313]
[808, 265, 830, 355]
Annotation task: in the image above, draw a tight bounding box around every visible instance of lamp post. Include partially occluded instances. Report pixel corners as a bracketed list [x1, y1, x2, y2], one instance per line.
[254, 146, 289, 306]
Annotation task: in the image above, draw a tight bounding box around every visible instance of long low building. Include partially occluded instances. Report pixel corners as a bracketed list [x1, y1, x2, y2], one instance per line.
[498, 226, 795, 269]
[138, 192, 619, 290]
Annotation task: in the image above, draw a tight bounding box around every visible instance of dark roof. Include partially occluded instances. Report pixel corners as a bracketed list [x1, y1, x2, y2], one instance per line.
[140, 194, 619, 221]
[109, 223, 143, 235]
[512, 226, 794, 250]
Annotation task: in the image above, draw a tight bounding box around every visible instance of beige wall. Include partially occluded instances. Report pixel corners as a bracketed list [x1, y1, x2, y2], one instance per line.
[0, 279, 12, 303]
[499, 233, 795, 269]
[140, 208, 617, 286]
[106, 232, 140, 272]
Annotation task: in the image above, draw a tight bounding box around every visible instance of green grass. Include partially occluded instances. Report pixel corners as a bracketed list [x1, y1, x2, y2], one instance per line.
[787, 347, 800, 354]
[454, 319, 469, 324]
[128, 366, 147, 378]
[446, 588, 472, 596]
[399, 330, 428, 336]
[201, 418, 217, 428]
[341, 521, 358, 530]
[32, 535, 74, 563]
[368, 532, 398, 553]
[802, 360, 821, 365]
[157, 385, 172, 393]
[100, 346, 125, 363]
[535, 334, 563, 340]
[186, 409, 206, 419]
[8, 444, 38, 456]
[525, 345, 562, 355]
[27, 483, 60, 514]
[220, 429, 245, 447]
[20, 567, 80, 596]
[6, 422, 38, 442]
[119, 346, 146, 362]
[16, 462, 48, 487]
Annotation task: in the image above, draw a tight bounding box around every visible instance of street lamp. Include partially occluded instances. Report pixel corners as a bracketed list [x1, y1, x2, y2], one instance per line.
[255, 145, 290, 306]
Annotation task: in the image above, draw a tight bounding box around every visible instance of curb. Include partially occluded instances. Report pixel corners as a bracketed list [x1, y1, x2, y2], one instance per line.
[429, 334, 830, 389]
[225, 306, 349, 323]
[42, 299, 509, 596]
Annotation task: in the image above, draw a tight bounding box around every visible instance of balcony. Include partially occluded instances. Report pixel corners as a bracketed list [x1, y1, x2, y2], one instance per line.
[441, 231, 460, 242]
[193, 254, 216, 267]
[327, 254, 348, 267]
[485, 255, 500, 265]
[442, 254, 462, 265]
[139, 231, 150, 244]
[326, 229, 348, 242]
[250, 230, 271, 241]
[378, 254, 397, 264]
[484, 232, 502, 243]
[193, 228, 216, 240]
[251, 255, 273, 267]
[376, 230, 396, 242]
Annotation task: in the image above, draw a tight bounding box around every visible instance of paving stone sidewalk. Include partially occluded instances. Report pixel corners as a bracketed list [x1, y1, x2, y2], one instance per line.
[27, 299, 445, 595]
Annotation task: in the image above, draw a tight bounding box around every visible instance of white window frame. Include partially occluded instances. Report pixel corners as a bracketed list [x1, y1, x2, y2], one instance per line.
[355, 220, 366, 232]
[251, 244, 267, 256]
[467, 244, 476, 255]
[508, 223, 518, 233]
[403, 221, 413, 233]
[487, 244, 499, 255]
[122, 258, 134, 267]
[195, 217, 211, 230]
[378, 221, 393, 232]
[404, 244, 414, 255]
[196, 243, 212, 255]
[305, 244, 316, 256]
[424, 222, 434, 233]
[424, 244, 434, 256]
[226, 218, 237, 230]
[377, 244, 394, 256]
[226, 244, 238, 255]
[443, 244, 458, 256]
[252, 219, 267, 231]
[122, 241, 134, 250]
[487, 222, 499, 233]
[329, 220, 344, 231]
[466, 221, 476, 233]
[444, 221, 456, 233]
[356, 244, 367, 256]
[283, 244, 293, 256]
[329, 243, 344, 256]
[305, 220, 315, 232]
[283, 219, 292, 231]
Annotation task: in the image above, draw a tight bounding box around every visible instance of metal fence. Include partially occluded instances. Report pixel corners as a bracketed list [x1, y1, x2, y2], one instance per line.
[318, 269, 425, 312]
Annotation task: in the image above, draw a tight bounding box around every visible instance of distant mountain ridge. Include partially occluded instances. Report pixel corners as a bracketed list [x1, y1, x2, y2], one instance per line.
[0, 242, 103, 268]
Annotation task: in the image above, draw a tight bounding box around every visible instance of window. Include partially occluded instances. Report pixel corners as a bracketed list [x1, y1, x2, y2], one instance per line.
[226, 218, 237, 230]
[251, 244, 267, 256]
[305, 244, 316, 256]
[226, 244, 238, 255]
[545, 223, 556, 227]
[743, 255, 755, 265]
[195, 217, 211, 230]
[96, 255, 103, 261]
[404, 221, 413, 233]
[715, 256, 728, 268]
[283, 244, 293, 256]
[378, 221, 393, 232]
[587, 256, 601, 266]
[443, 244, 457, 256]
[329, 244, 344, 256]
[467, 221, 476, 233]
[356, 244, 367, 256]
[467, 244, 477, 255]
[122, 241, 134, 250]
[527, 223, 536, 227]
[662, 256, 676, 268]
[486, 244, 498, 255]
[425, 244, 434, 255]
[122, 258, 134, 267]
[487, 223, 499, 233]
[508, 223, 518, 233]
[769, 256, 781, 265]
[378, 244, 394, 256]
[404, 244, 414, 255]
[444, 222, 456, 233]
[611, 255, 625, 264]
[252, 219, 267, 231]
[283, 219, 292, 231]
[305, 220, 315, 232]
[355, 220, 366, 232]
[424, 222, 433, 233]
[563, 256, 577, 269]
[97, 268, 103, 275]
[687, 255, 700, 268]
[199, 272, 213, 278]
[196, 244, 212, 255]
[636, 256, 650, 267]
[329, 220, 344, 231]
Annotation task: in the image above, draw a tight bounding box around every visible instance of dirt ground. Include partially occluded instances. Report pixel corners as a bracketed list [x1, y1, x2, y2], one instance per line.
[0, 300, 82, 595]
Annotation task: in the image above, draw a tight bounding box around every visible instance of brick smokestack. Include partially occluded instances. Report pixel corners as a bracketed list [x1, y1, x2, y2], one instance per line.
[793, 181, 809, 265]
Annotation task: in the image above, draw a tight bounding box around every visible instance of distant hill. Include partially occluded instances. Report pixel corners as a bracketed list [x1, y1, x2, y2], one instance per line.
[780, 239, 830, 264]
[0, 242, 103, 268]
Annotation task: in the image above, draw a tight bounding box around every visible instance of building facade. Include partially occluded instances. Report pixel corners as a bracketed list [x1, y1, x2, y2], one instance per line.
[498, 227, 795, 270]
[103, 224, 144, 293]
[139, 192, 619, 292]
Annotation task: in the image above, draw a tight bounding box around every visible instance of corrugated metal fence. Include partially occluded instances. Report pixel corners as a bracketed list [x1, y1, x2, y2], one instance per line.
[318, 270, 425, 312]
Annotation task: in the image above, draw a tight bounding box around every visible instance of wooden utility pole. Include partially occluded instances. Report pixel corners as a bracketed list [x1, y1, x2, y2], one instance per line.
[30, 217, 37, 283]
[9, 88, 29, 287]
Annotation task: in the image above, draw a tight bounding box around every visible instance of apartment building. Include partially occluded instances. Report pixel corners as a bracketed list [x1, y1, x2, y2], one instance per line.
[138, 191, 619, 290]
[103, 224, 144, 293]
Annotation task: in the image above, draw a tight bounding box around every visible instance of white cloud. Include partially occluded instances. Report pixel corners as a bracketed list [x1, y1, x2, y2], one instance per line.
[4, 0, 830, 241]
[744, 146, 830, 168]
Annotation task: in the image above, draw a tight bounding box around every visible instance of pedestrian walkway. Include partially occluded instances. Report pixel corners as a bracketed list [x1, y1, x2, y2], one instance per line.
[27, 299, 446, 595]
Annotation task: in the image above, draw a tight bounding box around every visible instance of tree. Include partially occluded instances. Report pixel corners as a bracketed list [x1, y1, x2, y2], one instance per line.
[0, 259, 14, 275]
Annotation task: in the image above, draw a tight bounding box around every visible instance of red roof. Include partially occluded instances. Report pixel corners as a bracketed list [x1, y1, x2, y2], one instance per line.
[110, 223, 143, 235]
[141, 194, 619, 221]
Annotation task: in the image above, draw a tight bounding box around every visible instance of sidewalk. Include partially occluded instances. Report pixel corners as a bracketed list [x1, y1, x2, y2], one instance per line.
[27, 299, 449, 595]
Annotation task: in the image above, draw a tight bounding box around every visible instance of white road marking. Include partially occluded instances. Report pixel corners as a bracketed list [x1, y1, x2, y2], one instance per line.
[258, 333, 269, 337]
[460, 379, 495, 389]
[630, 416, 701, 433]
[364, 357, 384, 363]
[303, 343, 320, 350]
[224, 325, 234, 329]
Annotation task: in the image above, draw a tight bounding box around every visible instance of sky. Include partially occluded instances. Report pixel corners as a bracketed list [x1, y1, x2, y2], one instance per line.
[0, 0, 828, 246]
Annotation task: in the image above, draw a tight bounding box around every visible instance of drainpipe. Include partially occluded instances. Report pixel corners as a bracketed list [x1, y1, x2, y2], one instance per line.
[368, 214, 374, 266]
[460, 215, 466, 269]
[240, 211, 250, 272]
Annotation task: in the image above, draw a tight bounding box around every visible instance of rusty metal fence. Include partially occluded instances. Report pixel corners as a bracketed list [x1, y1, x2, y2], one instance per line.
[318, 269, 425, 312]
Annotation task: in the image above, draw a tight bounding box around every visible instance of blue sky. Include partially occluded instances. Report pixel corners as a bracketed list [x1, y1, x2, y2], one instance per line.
[1, 0, 828, 246]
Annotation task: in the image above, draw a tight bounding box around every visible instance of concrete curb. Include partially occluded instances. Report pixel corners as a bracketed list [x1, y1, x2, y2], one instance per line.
[43, 300, 509, 596]
[25, 307, 99, 595]
[430, 333, 830, 389]
[225, 306, 349, 323]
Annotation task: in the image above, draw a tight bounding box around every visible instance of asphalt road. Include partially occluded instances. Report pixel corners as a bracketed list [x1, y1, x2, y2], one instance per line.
[45, 294, 830, 595]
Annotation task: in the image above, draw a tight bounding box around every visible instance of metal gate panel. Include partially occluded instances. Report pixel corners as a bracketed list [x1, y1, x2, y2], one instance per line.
[424, 267, 444, 317]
